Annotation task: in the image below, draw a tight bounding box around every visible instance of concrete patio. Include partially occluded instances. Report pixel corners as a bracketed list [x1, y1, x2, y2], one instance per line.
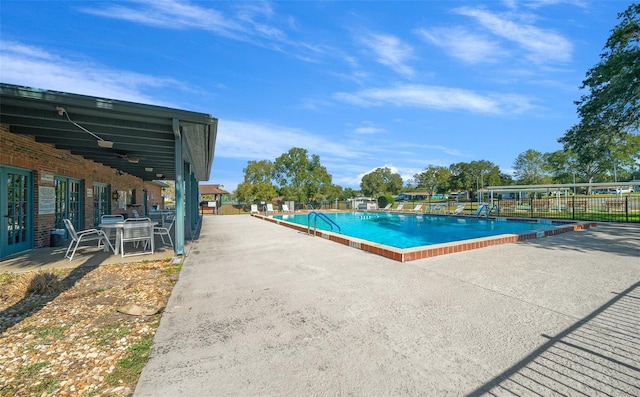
[133, 216, 639, 396]
[0, 231, 181, 274]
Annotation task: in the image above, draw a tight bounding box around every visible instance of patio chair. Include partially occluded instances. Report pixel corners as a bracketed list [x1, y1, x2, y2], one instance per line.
[63, 218, 113, 260]
[409, 204, 423, 212]
[392, 203, 405, 212]
[282, 204, 292, 213]
[450, 203, 466, 215]
[120, 218, 154, 257]
[154, 214, 174, 247]
[250, 204, 259, 214]
[266, 203, 277, 215]
[381, 203, 392, 211]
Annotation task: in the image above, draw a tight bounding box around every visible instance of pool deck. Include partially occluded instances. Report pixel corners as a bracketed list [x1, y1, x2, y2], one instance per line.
[134, 215, 640, 396]
[255, 211, 597, 262]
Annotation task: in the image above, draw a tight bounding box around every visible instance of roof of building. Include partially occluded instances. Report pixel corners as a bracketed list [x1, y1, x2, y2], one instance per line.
[199, 184, 229, 195]
[0, 83, 217, 181]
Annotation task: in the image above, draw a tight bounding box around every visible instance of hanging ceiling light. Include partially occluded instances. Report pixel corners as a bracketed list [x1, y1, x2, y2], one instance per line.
[56, 106, 114, 148]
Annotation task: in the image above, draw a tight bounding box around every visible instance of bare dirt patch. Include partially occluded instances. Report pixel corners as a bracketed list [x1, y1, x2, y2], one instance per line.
[0, 261, 180, 396]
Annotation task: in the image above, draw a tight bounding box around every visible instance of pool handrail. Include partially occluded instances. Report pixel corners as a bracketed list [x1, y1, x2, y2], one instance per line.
[477, 203, 498, 218]
[307, 211, 342, 235]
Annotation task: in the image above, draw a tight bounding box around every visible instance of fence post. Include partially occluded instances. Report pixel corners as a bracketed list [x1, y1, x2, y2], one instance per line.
[529, 196, 534, 218]
[625, 196, 629, 223]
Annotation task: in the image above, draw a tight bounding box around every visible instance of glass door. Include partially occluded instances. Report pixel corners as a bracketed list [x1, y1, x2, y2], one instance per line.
[1, 166, 33, 258]
[55, 177, 82, 231]
[93, 183, 110, 226]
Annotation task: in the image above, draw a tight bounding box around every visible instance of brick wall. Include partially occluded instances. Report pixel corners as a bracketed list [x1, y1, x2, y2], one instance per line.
[1, 124, 164, 248]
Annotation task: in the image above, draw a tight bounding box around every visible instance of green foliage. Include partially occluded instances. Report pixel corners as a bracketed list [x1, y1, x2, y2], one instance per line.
[35, 325, 69, 340]
[377, 194, 395, 208]
[576, 3, 640, 137]
[360, 167, 403, 197]
[106, 337, 153, 386]
[449, 160, 501, 192]
[89, 324, 130, 346]
[274, 148, 332, 202]
[342, 187, 359, 199]
[321, 184, 345, 200]
[513, 149, 552, 185]
[234, 160, 278, 204]
[560, 4, 640, 180]
[413, 165, 451, 193]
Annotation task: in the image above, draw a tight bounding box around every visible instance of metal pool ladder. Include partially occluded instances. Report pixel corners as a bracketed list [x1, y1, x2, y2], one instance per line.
[476, 203, 498, 218]
[307, 211, 342, 236]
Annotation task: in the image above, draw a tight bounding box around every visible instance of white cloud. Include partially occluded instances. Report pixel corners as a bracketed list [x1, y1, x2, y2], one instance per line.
[334, 84, 535, 114]
[356, 32, 414, 77]
[0, 41, 181, 105]
[455, 7, 573, 64]
[353, 126, 385, 134]
[79, 0, 330, 62]
[416, 27, 506, 64]
[80, 0, 243, 37]
[215, 120, 363, 161]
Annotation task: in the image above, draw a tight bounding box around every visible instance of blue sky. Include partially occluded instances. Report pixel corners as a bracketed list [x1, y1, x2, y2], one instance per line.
[0, 1, 634, 191]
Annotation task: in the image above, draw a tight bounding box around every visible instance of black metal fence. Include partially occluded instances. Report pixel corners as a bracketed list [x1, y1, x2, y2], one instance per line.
[222, 196, 640, 223]
[444, 196, 640, 223]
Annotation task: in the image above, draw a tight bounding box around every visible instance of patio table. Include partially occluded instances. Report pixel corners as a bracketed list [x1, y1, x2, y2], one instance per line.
[99, 221, 157, 255]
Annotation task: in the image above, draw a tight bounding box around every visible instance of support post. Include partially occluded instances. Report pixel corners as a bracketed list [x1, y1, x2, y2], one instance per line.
[173, 118, 185, 256]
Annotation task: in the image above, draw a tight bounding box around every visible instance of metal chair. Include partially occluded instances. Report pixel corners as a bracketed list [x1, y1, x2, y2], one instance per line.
[63, 218, 112, 260]
[120, 218, 154, 257]
[154, 214, 175, 247]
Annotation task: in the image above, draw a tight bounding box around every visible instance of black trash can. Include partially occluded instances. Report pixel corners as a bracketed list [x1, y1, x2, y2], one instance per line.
[50, 229, 65, 247]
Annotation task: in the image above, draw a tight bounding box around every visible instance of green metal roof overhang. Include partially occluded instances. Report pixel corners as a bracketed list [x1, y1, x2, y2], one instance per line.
[0, 83, 217, 182]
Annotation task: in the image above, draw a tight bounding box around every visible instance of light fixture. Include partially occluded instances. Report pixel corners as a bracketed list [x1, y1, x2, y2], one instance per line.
[145, 167, 153, 172]
[156, 173, 163, 178]
[56, 106, 113, 148]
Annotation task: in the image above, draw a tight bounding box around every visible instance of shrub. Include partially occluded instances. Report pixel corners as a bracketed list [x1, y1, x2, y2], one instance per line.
[378, 194, 395, 208]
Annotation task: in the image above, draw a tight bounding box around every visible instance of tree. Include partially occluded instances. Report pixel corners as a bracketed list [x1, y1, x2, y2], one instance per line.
[513, 149, 552, 185]
[342, 187, 359, 199]
[449, 160, 502, 194]
[360, 167, 403, 197]
[413, 165, 451, 194]
[545, 150, 578, 184]
[274, 148, 332, 202]
[560, 4, 640, 167]
[234, 160, 278, 204]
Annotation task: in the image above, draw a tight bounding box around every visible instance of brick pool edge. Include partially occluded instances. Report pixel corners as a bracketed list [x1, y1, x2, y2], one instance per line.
[251, 213, 597, 262]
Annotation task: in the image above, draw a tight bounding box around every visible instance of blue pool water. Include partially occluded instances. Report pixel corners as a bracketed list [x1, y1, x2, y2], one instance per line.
[273, 212, 560, 249]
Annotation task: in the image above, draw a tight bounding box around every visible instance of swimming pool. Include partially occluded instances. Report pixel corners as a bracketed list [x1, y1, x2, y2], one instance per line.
[274, 212, 560, 248]
[259, 211, 594, 262]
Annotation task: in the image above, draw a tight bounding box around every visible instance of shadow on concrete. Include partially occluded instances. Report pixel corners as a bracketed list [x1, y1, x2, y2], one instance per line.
[519, 223, 640, 259]
[467, 281, 640, 396]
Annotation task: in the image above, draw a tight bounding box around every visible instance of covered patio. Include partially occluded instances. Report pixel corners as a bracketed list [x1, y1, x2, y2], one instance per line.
[0, 84, 217, 260]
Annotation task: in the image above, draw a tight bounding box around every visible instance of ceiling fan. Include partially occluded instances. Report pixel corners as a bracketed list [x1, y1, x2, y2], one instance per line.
[115, 152, 145, 164]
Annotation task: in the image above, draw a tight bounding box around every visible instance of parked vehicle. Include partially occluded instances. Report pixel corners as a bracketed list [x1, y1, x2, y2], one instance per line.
[609, 187, 633, 194]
